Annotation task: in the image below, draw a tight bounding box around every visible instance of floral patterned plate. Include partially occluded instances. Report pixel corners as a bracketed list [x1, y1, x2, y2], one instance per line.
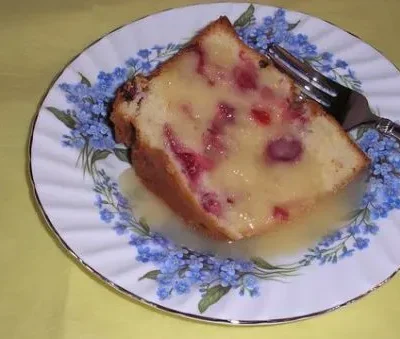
[29, 3, 400, 325]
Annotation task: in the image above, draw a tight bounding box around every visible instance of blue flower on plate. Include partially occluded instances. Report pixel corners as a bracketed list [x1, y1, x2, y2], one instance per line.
[321, 64, 333, 73]
[157, 286, 171, 300]
[340, 247, 355, 259]
[129, 235, 148, 247]
[125, 57, 140, 68]
[113, 222, 127, 235]
[113, 67, 127, 79]
[161, 254, 185, 274]
[335, 59, 348, 69]
[136, 246, 152, 263]
[152, 232, 170, 247]
[94, 194, 103, 208]
[141, 61, 152, 72]
[157, 273, 173, 286]
[97, 71, 113, 85]
[174, 279, 191, 295]
[347, 224, 361, 235]
[137, 49, 151, 58]
[362, 223, 379, 235]
[321, 51, 333, 62]
[235, 260, 254, 272]
[150, 250, 168, 263]
[249, 286, 261, 297]
[118, 211, 132, 222]
[353, 237, 370, 250]
[243, 275, 257, 289]
[319, 230, 342, 247]
[100, 208, 114, 223]
[187, 256, 204, 271]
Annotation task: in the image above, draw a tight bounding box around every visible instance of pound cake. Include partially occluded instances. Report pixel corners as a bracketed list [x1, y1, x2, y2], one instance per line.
[111, 16, 370, 241]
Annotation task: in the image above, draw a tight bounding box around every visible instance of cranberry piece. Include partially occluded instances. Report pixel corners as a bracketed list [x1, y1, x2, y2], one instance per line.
[163, 124, 184, 154]
[265, 137, 303, 163]
[233, 64, 258, 91]
[282, 100, 309, 125]
[203, 102, 236, 157]
[285, 107, 304, 121]
[217, 102, 236, 123]
[193, 45, 205, 75]
[178, 152, 214, 182]
[273, 206, 289, 221]
[201, 192, 222, 217]
[163, 124, 213, 184]
[251, 108, 271, 125]
[287, 108, 309, 125]
[203, 132, 225, 154]
[179, 153, 202, 180]
[189, 44, 215, 86]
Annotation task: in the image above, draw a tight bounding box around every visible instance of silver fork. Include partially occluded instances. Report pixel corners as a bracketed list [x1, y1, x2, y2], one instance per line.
[266, 44, 400, 141]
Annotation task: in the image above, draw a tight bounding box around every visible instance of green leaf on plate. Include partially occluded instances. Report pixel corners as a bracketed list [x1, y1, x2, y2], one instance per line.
[114, 148, 130, 163]
[139, 270, 160, 281]
[78, 72, 92, 87]
[251, 257, 283, 270]
[46, 107, 76, 129]
[91, 150, 112, 165]
[139, 217, 150, 234]
[198, 285, 231, 313]
[365, 208, 371, 221]
[127, 68, 136, 79]
[287, 20, 301, 31]
[178, 267, 187, 278]
[356, 125, 368, 140]
[344, 209, 363, 221]
[233, 4, 255, 28]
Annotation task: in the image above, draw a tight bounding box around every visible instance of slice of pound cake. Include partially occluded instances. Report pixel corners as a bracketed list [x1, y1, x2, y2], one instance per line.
[111, 16, 370, 241]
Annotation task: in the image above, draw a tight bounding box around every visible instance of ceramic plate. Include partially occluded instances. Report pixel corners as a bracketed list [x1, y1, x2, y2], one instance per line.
[29, 3, 400, 325]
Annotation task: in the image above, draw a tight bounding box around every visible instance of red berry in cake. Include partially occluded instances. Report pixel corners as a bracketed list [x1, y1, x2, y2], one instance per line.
[201, 192, 222, 216]
[163, 124, 182, 153]
[233, 63, 258, 91]
[179, 152, 203, 180]
[217, 102, 236, 123]
[190, 44, 215, 86]
[250, 108, 271, 125]
[203, 131, 225, 155]
[193, 45, 205, 74]
[203, 102, 236, 157]
[179, 151, 214, 182]
[282, 100, 309, 126]
[273, 206, 289, 221]
[164, 124, 214, 184]
[265, 137, 303, 163]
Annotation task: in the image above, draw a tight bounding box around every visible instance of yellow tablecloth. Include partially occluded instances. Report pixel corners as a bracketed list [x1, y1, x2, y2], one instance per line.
[1, 0, 399, 337]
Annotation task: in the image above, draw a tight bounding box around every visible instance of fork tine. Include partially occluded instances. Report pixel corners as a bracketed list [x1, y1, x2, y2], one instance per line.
[266, 46, 333, 108]
[267, 44, 339, 97]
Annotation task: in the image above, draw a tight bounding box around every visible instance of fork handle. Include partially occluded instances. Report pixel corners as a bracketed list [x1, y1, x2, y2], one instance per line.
[375, 118, 400, 141]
